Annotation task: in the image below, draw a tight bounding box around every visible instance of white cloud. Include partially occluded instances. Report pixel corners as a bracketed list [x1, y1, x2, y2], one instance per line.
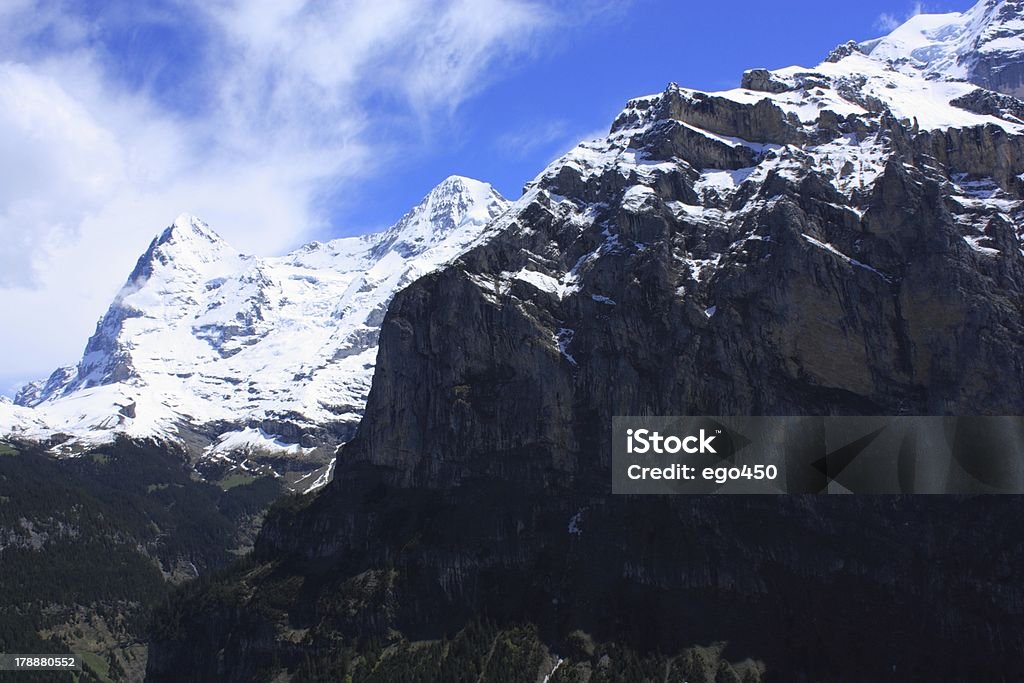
[496, 120, 571, 159]
[0, 0, 608, 386]
[496, 122, 614, 170]
[394, 0, 554, 113]
[0, 57, 342, 381]
[875, 13, 902, 31]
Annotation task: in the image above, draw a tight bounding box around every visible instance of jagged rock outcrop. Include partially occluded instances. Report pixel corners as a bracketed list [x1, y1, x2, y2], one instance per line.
[619, 85, 806, 147]
[824, 40, 863, 63]
[952, 87, 1024, 123]
[740, 68, 792, 94]
[13, 366, 74, 408]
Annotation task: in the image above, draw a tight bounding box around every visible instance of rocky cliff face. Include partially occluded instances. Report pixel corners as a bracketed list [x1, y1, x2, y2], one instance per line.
[149, 4, 1024, 680]
[338, 64, 1024, 488]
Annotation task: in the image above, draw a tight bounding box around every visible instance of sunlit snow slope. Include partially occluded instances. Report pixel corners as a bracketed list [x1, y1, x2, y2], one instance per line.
[861, 0, 1024, 95]
[3, 176, 508, 477]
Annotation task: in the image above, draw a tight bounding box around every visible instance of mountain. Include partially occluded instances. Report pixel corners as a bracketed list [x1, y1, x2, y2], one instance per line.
[861, 0, 1024, 96]
[149, 1, 1024, 680]
[3, 177, 508, 486]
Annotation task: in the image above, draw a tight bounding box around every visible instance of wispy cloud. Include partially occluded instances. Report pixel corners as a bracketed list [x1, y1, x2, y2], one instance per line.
[874, 13, 902, 31]
[496, 120, 616, 169]
[874, 2, 927, 32]
[495, 120, 571, 159]
[0, 0, 617, 383]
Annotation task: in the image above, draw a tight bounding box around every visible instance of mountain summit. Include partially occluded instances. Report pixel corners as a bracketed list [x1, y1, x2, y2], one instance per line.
[861, 0, 1024, 95]
[373, 175, 508, 258]
[3, 178, 509, 487]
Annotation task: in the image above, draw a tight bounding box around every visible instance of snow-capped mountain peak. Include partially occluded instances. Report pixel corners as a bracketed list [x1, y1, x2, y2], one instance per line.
[9, 0, 1024, 489]
[373, 175, 507, 258]
[861, 0, 1024, 95]
[3, 178, 509, 486]
[162, 213, 227, 246]
[130, 213, 242, 281]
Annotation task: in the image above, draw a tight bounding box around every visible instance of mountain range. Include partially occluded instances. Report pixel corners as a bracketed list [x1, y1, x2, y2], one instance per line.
[8, 1, 1024, 483]
[1, 176, 508, 488]
[863, 0, 1024, 94]
[146, 1, 1024, 680]
[3, 1, 1024, 679]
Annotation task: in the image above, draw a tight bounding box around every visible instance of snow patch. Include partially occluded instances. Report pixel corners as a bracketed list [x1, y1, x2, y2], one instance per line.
[543, 656, 565, 683]
[963, 235, 1001, 256]
[205, 427, 313, 459]
[554, 328, 577, 366]
[509, 268, 581, 299]
[568, 509, 585, 535]
[802, 234, 893, 282]
[622, 184, 657, 212]
[304, 457, 336, 494]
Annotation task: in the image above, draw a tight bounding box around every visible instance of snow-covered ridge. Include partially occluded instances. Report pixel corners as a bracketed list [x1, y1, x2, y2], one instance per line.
[570, 0, 1024, 205]
[3, 176, 509, 474]
[494, 0, 1024, 361]
[861, 0, 1024, 95]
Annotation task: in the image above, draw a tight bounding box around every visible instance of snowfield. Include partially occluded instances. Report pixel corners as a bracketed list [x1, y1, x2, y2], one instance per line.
[3, 177, 508, 471]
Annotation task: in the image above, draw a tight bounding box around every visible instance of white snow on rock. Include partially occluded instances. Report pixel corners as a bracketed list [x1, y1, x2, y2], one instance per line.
[3, 177, 509, 464]
[861, 0, 1024, 91]
[204, 427, 313, 460]
[802, 234, 894, 282]
[554, 328, 577, 366]
[303, 457, 336, 494]
[447, 0, 1024, 378]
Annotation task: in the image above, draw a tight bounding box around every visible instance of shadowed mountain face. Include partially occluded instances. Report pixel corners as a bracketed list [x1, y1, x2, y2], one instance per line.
[149, 3, 1024, 681]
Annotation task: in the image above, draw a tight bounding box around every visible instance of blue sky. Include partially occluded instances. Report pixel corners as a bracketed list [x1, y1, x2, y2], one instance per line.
[0, 0, 971, 392]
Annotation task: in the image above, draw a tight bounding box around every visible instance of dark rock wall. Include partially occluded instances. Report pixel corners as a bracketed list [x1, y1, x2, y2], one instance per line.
[150, 83, 1024, 681]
